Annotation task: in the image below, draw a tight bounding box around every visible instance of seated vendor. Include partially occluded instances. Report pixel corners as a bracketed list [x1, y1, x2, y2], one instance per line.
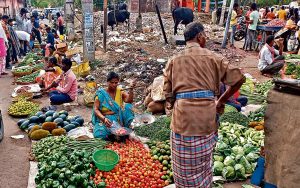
[36, 57, 62, 89]
[258, 35, 285, 76]
[220, 83, 248, 112]
[92, 72, 135, 139]
[42, 58, 78, 104]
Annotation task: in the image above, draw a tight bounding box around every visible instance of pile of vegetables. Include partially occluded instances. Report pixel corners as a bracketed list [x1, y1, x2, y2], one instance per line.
[18, 53, 43, 67]
[213, 122, 264, 180]
[134, 116, 171, 141]
[16, 71, 40, 83]
[296, 66, 300, 79]
[92, 140, 167, 187]
[147, 140, 173, 184]
[17, 110, 85, 140]
[12, 66, 33, 74]
[265, 19, 285, 27]
[33, 136, 106, 188]
[224, 104, 238, 113]
[285, 62, 297, 75]
[8, 99, 39, 117]
[248, 106, 266, 122]
[240, 80, 274, 104]
[220, 112, 250, 127]
[255, 81, 274, 97]
[284, 54, 300, 60]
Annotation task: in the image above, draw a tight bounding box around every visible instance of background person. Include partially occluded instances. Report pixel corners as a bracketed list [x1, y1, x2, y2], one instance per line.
[7, 19, 21, 64]
[245, 3, 259, 51]
[0, 23, 7, 76]
[278, 6, 287, 21]
[258, 35, 284, 76]
[229, 3, 239, 48]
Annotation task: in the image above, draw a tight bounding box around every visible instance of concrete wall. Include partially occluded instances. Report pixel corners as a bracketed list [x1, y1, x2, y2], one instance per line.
[0, 0, 24, 18]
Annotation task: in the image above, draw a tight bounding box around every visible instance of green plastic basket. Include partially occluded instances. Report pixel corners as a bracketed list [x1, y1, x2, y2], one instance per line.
[92, 149, 120, 171]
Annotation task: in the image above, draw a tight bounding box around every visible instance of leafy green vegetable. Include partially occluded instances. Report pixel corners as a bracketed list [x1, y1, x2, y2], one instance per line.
[234, 164, 246, 179]
[222, 166, 235, 180]
[220, 112, 250, 127]
[224, 105, 238, 113]
[224, 156, 236, 167]
[285, 62, 297, 75]
[246, 153, 260, 163]
[213, 161, 224, 176]
[213, 155, 224, 162]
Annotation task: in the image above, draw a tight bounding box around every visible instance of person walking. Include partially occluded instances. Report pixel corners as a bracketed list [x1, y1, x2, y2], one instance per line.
[245, 3, 259, 51]
[163, 21, 245, 188]
[229, 3, 239, 48]
[7, 19, 21, 64]
[0, 23, 8, 76]
[15, 8, 28, 31]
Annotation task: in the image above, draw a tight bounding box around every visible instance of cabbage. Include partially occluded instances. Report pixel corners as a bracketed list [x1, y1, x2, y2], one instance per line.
[222, 166, 236, 180]
[213, 155, 224, 162]
[213, 161, 224, 176]
[232, 146, 245, 156]
[246, 153, 260, 163]
[239, 156, 253, 174]
[234, 164, 246, 179]
[224, 156, 235, 167]
[216, 142, 228, 153]
[243, 144, 257, 155]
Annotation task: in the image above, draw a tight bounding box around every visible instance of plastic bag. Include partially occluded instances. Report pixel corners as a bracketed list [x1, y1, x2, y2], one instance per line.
[72, 60, 91, 77]
[109, 121, 132, 136]
[151, 76, 165, 101]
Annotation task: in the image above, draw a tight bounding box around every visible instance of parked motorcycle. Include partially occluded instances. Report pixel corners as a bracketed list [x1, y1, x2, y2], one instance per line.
[234, 16, 246, 41]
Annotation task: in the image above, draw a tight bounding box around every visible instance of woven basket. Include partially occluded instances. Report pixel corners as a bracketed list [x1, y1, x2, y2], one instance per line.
[12, 92, 34, 103]
[15, 81, 35, 85]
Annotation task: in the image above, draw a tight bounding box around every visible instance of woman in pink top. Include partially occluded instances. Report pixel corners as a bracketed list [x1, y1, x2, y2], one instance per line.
[42, 58, 78, 104]
[0, 24, 7, 76]
[56, 12, 64, 35]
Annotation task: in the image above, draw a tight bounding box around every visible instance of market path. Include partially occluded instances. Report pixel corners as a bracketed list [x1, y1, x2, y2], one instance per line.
[0, 75, 31, 188]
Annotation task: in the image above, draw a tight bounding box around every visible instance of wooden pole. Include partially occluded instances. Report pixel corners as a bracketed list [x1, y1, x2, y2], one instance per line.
[221, 0, 234, 49]
[103, 0, 108, 52]
[205, 0, 210, 13]
[155, 4, 168, 44]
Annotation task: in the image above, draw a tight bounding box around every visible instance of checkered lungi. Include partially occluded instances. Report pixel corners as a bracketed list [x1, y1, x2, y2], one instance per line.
[171, 131, 218, 188]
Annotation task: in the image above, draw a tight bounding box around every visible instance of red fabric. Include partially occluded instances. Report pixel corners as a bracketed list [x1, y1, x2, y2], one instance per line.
[0, 38, 6, 57]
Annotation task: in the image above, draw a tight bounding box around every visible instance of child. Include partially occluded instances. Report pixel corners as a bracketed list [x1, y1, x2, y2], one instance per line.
[37, 57, 62, 90]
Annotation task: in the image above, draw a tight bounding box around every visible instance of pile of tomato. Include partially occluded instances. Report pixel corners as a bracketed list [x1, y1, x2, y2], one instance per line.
[92, 140, 168, 188]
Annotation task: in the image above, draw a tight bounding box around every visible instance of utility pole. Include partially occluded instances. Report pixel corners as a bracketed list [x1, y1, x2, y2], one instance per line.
[219, 0, 227, 26]
[103, 0, 108, 52]
[221, 0, 234, 49]
[136, 0, 142, 31]
[82, 0, 95, 61]
[65, 0, 75, 41]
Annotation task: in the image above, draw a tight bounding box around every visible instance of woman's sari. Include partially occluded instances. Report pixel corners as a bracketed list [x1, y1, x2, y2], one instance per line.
[91, 88, 134, 139]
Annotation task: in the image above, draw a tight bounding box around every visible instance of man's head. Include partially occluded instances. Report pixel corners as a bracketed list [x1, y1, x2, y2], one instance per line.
[184, 22, 206, 48]
[49, 57, 58, 67]
[281, 6, 285, 10]
[266, 35, 275, 47]
[30, 16, 35, 22]
[20, 8, 27, 16]
[290, 15, 295, 21]
[46, 27, 51, 33]
[61, 58, 72, 72]
[233, 3, 239, 11]
[56, 12, 61, 18]
[2, 15, 9, 23]
[251, 3, 257, 11]
[271, 8, 275, 12]
[8, 19, 14, 26]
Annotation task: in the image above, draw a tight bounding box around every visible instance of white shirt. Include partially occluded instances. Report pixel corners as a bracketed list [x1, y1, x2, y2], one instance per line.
[16, 31, 30, 42]
[25, 20, 32, 34]
[0, 24, 8, 43]
[258, 45, 279, 71]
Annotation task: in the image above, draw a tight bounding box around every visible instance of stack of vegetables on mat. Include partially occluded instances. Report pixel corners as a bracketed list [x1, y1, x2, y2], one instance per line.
[32, 136, 107, 188]
[17, 52, 43, 67]
[248, 106, 266, 131]
[213, 122, 264, 180]
[91, 140, 168, 187]
[220, 112, 250, 127]
[12, 66, 33, 76]
[8, 98, 39, 117]
[15, 71, 40, 84]
[240, 79, 274, 104]
[134, 116, 171, 141]
[17, 110, 85, 140]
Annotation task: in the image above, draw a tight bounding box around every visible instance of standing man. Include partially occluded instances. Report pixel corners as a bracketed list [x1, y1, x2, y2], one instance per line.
[163, 22, 245, 188]
[229, 3, 239, 48]
[245, 3, 259, 51]
[7, 19, 21, 64]
[277, 6, 287, 21]
[15, 8, 28, 31]
[56, 12, 64, 35]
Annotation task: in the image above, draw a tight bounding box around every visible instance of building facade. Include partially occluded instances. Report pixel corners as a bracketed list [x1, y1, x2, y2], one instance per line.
[0, 0, 25, 18]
